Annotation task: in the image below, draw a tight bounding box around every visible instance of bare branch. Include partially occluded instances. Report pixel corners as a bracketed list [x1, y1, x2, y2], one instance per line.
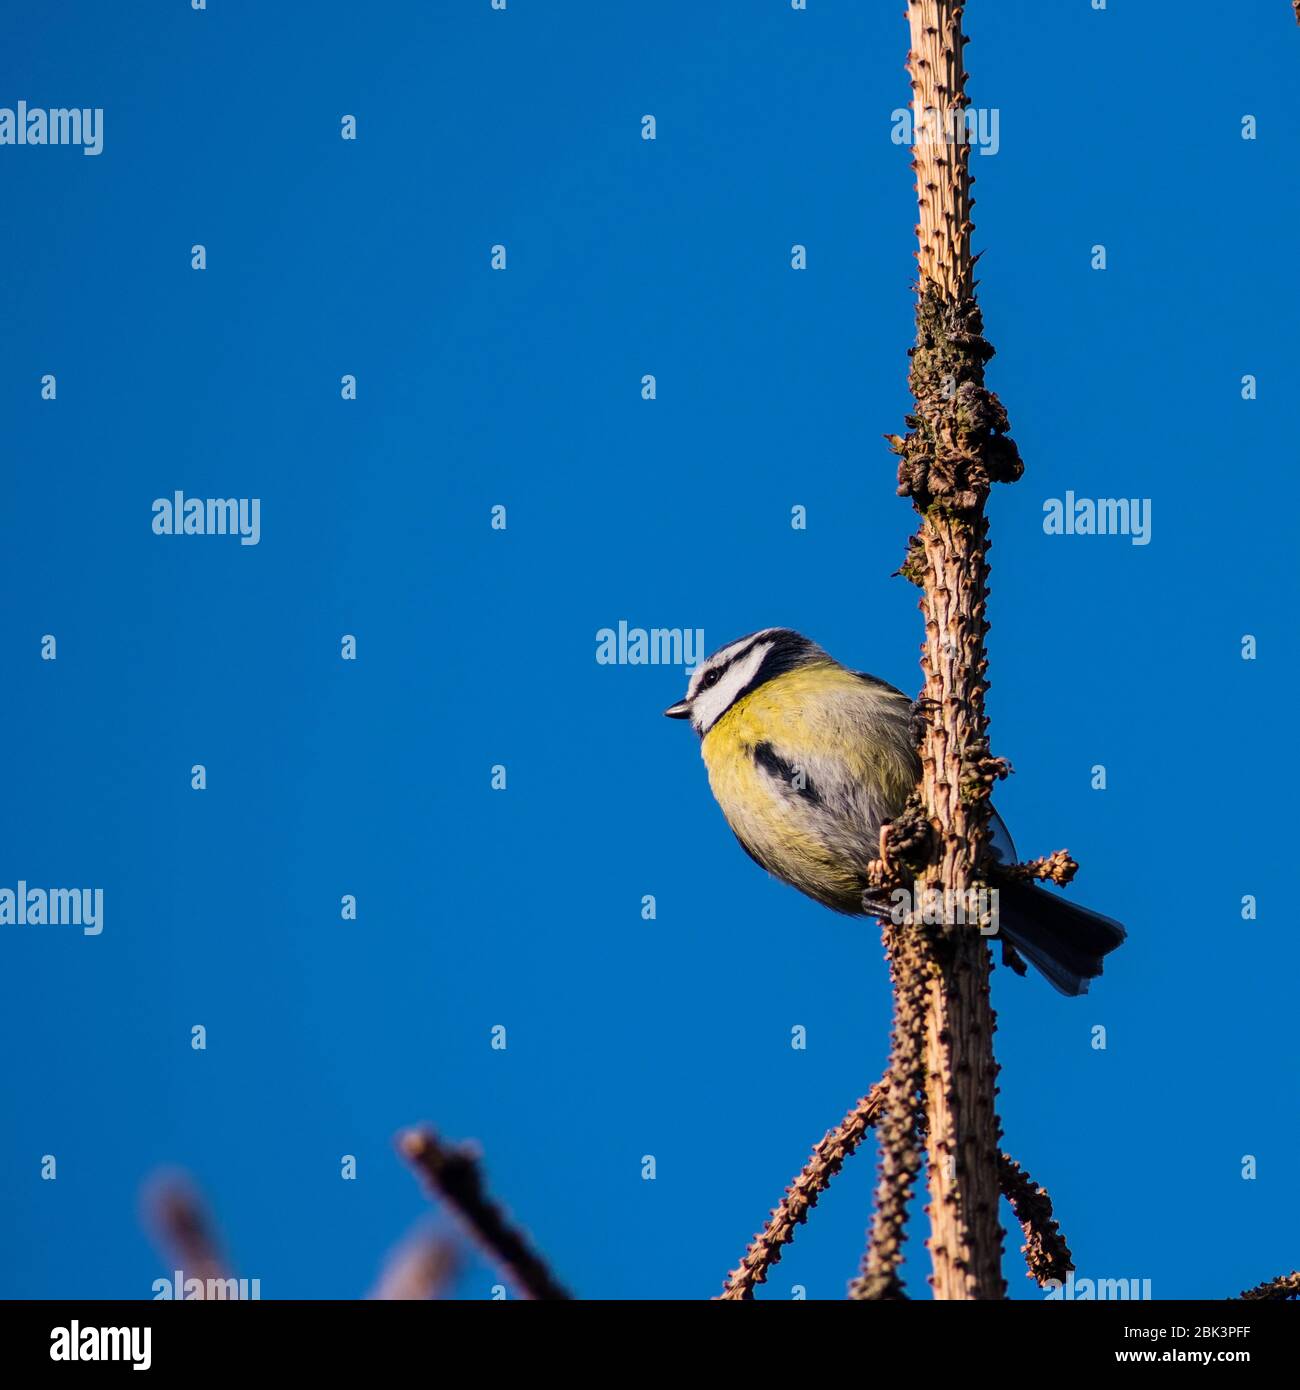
[885, 0, 1025, 1300]
[397, 1127, 571, 1301]
[369, 1230, 462, 1301]
[717, 1085, 887, 1300]
[719, 1071, 1073, 1298]
[997, 850, 1079, 888]
[1237, 1270, 1300, 1301]
[998, 1154, 1074, 1286]
[849, 929, 929, 1300]
[141, 1173, 230, 1296]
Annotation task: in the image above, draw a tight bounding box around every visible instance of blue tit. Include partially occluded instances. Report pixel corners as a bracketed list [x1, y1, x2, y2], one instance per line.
[664, 628, 1125, 995]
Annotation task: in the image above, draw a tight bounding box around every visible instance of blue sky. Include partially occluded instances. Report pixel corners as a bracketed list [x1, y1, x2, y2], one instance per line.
[1, 0, 1296, 1300]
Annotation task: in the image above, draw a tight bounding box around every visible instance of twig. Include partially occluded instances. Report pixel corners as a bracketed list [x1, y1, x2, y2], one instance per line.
[717, 1085, 888, 1300]
[369, 1230, 462, 1301]
[141, 1173, 230, 1292]
[1237, 1270, 1300, 1300]
[719, 1077, 1074, 1297]
[998, 1154, 1074, 1286]
[849, 928, 930, 1300]
[997, 850, 1078, 888]
[397, 1127, 571, 1300]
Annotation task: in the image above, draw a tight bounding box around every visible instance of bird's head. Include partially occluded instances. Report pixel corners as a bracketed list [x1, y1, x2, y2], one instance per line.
[663, 628, 824, 735]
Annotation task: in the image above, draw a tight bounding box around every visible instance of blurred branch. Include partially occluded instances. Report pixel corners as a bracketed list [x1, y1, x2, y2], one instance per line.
[1237, 1270, 1300, 1300]
[369, 1229, 462, 1301]
[141, 1173, 230, 1295]
[397, 1127, 571, 1300]
[717, 1084, 888, 1300]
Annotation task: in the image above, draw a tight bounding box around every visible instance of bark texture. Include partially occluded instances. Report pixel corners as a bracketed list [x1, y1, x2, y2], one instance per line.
[718, 1086, 887, 1300]
[893, 0, 1023, 1300]
[849, 929, 930, 1299]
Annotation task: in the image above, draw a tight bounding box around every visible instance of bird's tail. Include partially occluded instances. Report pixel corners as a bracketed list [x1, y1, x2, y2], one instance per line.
[994, 879, 1126, 997]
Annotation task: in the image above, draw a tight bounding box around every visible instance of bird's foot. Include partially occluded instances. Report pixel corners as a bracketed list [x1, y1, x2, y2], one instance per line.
[909, 697, 940, 748]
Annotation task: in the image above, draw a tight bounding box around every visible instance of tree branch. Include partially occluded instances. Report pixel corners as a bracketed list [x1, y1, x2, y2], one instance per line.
[997, 1154, 1074, 1286]
[717, 1085, 887, 1300]
[368, 1231, 462, 1301]
[880, 0, 1024, 1301]
[849, 928, 929, 1300]
[397, 1127, 571, 1300]
[719, 1078, 1073, 1297]
[1237, 1271, 1300, 1300]
[141, 1174, 230, 1293]
[997, 850, 1078, 887]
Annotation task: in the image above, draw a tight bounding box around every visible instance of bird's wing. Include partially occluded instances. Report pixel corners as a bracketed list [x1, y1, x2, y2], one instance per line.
[849, 669, 910, 700]
[848, 667, 1017, 866]
[988, 806, 1018, 864]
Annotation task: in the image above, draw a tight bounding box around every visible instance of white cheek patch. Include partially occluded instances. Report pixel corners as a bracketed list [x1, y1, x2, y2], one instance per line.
[687, 646, 734, 701]
[691, 642, 773, 732]
[687, 629, 785, 700]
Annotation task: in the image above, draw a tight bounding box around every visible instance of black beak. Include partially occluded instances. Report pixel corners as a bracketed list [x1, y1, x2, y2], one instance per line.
[663, 701, 692, 720]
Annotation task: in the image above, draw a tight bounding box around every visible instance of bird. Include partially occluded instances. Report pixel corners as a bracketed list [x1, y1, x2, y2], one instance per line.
[664, 628, 1125, 995]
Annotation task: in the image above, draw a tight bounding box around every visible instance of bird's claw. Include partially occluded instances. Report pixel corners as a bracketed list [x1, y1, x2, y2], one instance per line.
[909, 697, 940, 748]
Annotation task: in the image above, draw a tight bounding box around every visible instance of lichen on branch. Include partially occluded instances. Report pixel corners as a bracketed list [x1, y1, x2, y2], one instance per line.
[895, 289, 1023, 516]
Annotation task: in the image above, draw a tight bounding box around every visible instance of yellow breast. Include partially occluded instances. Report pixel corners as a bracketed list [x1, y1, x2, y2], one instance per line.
[699, 663, 915, 911]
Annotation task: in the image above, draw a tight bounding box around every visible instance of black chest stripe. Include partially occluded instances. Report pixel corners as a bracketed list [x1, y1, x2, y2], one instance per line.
[752, 742, 824, 806]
